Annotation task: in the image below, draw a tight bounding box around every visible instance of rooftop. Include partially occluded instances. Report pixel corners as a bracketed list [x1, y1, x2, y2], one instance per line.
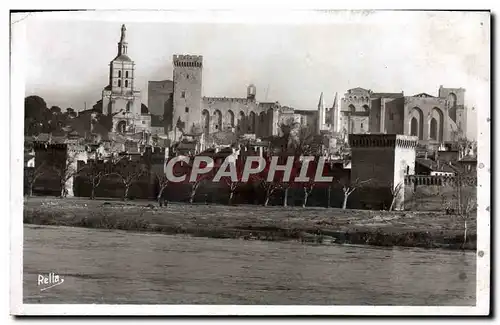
[416, 158, 459, 173]
[371, 92, 404, 98]
[113, 54, 132, 62]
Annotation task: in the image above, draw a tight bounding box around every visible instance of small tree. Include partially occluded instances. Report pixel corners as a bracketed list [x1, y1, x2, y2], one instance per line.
[260, 179, 281, 207]
[301, 179, 315, 208]
[220, 161, 247, 205]
[53, 157, 85, 198]
[155, 173, 170, 207]
[282, 182, 291, 207]
[458, 193, 476, 248]
[338, 178, 372, 210]
[389, 182, 404, 211]
[189, 177, 203, 204]
[453, 174, 477, 248]
[111, 162, 147, 201]
[25, 161, 46, 197]
[84, 165, 107, 200]
[187, 166, 214, 204]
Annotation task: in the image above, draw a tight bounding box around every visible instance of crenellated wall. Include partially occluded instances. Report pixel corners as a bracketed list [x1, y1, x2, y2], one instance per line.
[404, 175, 477, 211]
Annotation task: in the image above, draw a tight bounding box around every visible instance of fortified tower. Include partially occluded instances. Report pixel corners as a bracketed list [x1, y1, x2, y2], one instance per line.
[349, 134, 418, 210]
[172, 55, 203, 137]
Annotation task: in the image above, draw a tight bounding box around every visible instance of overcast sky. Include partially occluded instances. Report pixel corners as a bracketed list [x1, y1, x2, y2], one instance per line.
[18, 11, 489, 139]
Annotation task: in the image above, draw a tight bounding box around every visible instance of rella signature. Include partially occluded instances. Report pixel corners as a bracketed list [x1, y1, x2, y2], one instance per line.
[38, 273, 64, 291]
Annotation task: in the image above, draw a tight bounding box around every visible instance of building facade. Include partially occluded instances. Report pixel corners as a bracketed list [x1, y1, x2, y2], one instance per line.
[148, 54, 329, 142]
[101, 25, 151, 135]
[339, 86, 467, 144]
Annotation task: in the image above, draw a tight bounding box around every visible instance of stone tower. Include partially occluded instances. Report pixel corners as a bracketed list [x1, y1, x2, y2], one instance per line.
[438, 86, 467, 138]
[349, 134, 418, 210]
[102, 24, 149, 134]
[172, 55, 203, 136]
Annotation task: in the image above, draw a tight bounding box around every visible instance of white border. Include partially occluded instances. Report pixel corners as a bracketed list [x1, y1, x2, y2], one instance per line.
[9, 8, 491, 316]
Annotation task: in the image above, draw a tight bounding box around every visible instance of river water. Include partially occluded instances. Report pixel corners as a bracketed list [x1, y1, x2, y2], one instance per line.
[23, 225, 476, 305]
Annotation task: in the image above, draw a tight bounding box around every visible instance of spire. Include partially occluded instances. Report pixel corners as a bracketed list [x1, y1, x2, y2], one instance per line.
[117, 24, 128, 56]
[120, 24, 126, 42]
[318, 92, 324, 110]
[331, 92, 338, 132]
[317, 92, 325, 135]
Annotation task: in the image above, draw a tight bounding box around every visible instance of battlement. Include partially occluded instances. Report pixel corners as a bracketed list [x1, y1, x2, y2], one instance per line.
[405, 175, 477, 187]
[173, 54, 203, 67]
[67, 144, 87, 153]
[258, 102, 280, 110]
[439, 85, 466, 92]
[349, 134, 418, 148]
[203, 96, 252, 104]
[33, 142, 68, 151]
[143, 146, 168, 157]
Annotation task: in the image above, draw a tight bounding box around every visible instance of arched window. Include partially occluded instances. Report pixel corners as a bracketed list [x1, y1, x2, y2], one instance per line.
[118, 79, 121, 87]
[227, 110, 235, 127]
[430, 118, 438, 140]
[118, 70, 121, 78]
[125, 80, 128, 87]
[410, 117, 418, 137]
[125, 71, 129, 78]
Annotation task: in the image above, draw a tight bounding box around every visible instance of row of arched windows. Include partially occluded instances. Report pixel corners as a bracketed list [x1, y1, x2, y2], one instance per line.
[117, 80, 129, 88]
[117, 70, 130, 78]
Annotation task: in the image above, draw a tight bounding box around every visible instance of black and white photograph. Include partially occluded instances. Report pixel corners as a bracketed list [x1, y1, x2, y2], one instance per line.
[9, 9, 490, 316]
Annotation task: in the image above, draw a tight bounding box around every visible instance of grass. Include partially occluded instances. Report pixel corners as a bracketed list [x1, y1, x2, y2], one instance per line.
[23, 196, 477, 250]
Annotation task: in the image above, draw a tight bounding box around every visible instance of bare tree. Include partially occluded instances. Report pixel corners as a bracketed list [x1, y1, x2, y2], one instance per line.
[25, 161, 47, 197]
[53, 156, 85, 198]
[453, 174, 477, 248]
[155, 173, 170, 207]
[223, 177, 241, 205]
[260, 179, 281, 207]
[389, 182, 404, 211]
[189, 178, 203, 204]
[301, 179, 315, 208]
[111, 161, 147, 201]
[282, 182, 291, 207]
[220, 162, 246, 205]
[338, 178, 372, 210]
[83, 165, 108, 200]
[458, 193, 476, 248]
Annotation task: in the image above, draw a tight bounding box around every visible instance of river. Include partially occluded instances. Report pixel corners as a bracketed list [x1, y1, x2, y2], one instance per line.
[23, 225, 476, 305]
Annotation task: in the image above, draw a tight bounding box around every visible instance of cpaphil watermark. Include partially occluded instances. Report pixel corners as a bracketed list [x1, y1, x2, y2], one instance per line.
[38, 272, 64, 292]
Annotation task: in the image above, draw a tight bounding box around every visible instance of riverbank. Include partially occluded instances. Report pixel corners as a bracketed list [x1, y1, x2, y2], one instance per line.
[23, 197, 476, 250]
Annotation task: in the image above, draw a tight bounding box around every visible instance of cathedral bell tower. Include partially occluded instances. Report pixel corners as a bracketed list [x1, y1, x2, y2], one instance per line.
[101, 24, 150, 134]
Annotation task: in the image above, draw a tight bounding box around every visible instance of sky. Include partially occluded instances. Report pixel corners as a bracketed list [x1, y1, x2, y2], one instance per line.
[17, 11, 489, 139]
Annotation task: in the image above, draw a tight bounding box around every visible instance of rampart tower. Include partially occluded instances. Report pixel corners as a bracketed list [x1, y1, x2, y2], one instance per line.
[172, 55, 203, 137]
[349, 134, 418, 210]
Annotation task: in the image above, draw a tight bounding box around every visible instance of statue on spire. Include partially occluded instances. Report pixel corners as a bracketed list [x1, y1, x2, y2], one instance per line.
[120, 24, 127, 42]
